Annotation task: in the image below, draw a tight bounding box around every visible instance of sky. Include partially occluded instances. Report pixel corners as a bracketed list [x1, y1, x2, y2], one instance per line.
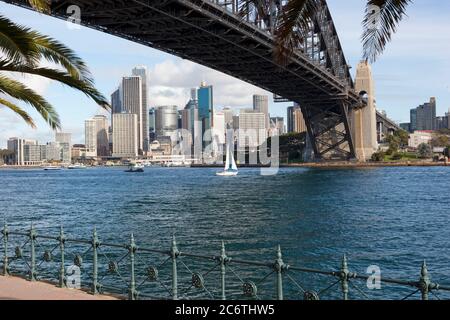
[1, 0, 450, 147]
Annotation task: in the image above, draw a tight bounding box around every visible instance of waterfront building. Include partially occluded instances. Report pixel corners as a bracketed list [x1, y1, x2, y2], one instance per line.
[7, 138, 38, 166]
[55, 133, 72, 146]
[212, 110, 226, 156]
[409, 131, 433, 149]
[132, 66, 149, 152]
[238, 110, 267, 151]
[71, 144, 87, 160]
[253, 94, 270, 130]
[112, 113, 139, 158]
[197, 82, 213, 146]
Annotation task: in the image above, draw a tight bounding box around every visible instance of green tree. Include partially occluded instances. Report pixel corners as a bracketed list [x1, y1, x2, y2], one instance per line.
[371, 150, 385, 162]
[0, 0, 109, 129]
[417, 143, 433, 159]
[385, 134, 400, 155]
[431, 134, 450, 148]
[242, 0, 411, 63]
[395, 129, 409, 148]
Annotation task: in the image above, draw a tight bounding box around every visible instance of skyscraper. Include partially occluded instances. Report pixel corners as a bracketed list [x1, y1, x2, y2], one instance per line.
[253, 94, 269, 129]
[198, 81, 213, 145]
[155, 105, 178, 140]
[149, 107, 156, 142]
[84, 119, 97, 157]
[112, 113, 138, 158]
[7, 138, 38, 166]
[132, 66, 149, 152]
[238, 110, 267, 151]
[55, 133, 72, 146]
[410, 97, 436, 131]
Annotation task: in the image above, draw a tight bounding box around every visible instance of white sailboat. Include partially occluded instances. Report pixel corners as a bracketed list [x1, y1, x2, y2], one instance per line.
[216, 133, 238, 176]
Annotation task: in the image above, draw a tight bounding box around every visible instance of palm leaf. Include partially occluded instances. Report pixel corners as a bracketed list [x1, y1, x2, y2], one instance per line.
[0, 97, 35, 127]
[0, 60, 109, 108]
[28, 0, 50, 13]
[362, 0, 411, 62]
[0, 74, 60, 129]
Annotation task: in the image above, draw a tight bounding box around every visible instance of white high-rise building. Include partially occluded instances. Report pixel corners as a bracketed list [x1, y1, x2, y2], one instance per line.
[85, 116, 110, 157]
[7, 138, 38, 166]
[112, 113, 138, 158]
[238, 110, 267, 150]
[132, 66, 149, 152]
[253, 95, 270, 130]
[85, 119, 97, 157]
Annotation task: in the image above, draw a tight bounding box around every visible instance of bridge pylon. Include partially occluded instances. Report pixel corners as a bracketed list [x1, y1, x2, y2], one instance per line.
[351, 61, 378, 162]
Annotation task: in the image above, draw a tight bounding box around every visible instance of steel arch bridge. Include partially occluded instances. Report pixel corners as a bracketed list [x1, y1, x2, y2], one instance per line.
[3, 0, 365, 160]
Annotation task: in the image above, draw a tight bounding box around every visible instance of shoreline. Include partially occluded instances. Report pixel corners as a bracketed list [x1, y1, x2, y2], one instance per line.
[1, 161, 448, 170]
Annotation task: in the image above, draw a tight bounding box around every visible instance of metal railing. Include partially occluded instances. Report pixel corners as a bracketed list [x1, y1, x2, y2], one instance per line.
[1, 224, 450, 300]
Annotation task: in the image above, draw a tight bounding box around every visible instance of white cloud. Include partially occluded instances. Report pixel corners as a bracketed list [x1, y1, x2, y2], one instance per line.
[148, 59, 269, 110]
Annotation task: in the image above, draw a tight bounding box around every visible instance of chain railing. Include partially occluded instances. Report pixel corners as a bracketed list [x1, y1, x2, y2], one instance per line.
[1, 223, 450, 300]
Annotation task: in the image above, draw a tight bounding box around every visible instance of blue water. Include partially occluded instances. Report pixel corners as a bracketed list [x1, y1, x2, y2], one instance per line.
[1, 166, 450, 300]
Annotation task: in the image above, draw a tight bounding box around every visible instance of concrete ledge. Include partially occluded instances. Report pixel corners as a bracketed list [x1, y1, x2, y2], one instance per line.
[0, 275, 119, 300]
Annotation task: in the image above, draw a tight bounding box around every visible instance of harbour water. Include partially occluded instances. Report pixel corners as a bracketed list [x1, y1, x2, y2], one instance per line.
[1, 166, 450, 299]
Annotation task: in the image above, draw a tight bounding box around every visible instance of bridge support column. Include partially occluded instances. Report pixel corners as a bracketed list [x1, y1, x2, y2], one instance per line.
[352, 61, 378, 162]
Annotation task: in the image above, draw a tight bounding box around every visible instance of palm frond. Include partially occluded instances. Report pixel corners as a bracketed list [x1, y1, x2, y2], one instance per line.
[0, 75, 60, 129]
[0, 61, 110, 109]
[28, 0, 50, 13]
[0, 97, 35, 128]
[273, 0, 317, 64]
[362, 0, 411, 62]
[0, 16, 38, 65]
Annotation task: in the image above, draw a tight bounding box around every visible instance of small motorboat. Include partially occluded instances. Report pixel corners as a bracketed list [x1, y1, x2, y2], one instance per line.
[125, 163, 144, 173]
[43, 166, 62, 171]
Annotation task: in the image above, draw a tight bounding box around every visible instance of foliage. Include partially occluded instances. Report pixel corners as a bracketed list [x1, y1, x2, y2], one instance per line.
[240, 0, 411, 63]
[371, 150, 385, 162]
[417, 143, 433, 159]
[0, 0, 109, 129]
[431, 134, 450, 148]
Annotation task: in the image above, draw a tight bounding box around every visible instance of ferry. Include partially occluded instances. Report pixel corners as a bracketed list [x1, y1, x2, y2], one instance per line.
[125, 163, 145, 173]
[67, 163, 87, 170]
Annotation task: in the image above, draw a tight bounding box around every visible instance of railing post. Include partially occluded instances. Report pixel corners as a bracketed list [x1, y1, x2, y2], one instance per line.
[220, 241, 228, 300]
[91, 228, 99, 295]
[129, 233, 137, 300]
[275, 245, 285, 300]
[419, 261, 430, 301]
[340, 255, 349, 300]
[58, 226, 66, 288]
[29, 223, 36, 281]
[171, 235, 179, 300]
[2, 223, 8, 276]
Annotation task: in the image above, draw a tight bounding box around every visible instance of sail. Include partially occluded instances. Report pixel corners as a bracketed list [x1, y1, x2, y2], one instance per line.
[230, 146, 238, 171]
[224, 139, 231, 171]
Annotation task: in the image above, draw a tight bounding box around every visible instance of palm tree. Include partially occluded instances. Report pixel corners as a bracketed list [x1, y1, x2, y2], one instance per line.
[241, 0, 411, 63]
[0, 0, 108, 130]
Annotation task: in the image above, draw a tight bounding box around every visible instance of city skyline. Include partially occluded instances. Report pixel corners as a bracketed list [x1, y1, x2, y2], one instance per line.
[1, 1, 450, 148]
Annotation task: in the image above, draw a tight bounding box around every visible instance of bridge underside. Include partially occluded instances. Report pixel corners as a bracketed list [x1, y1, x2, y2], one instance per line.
[4, 0, 363, 160]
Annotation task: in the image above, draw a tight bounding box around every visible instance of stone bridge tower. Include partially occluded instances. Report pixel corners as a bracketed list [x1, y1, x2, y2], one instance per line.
[352, 61, 378, 161]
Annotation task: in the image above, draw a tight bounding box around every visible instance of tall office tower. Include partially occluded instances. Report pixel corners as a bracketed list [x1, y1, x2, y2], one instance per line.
[155, 105, 178, 141]
[132, 66, 149, 152]
[121, 76, 143, 153]
[93, 115, 109, 157]
[410, 108, 418, 132]
[238, 110, 267, 151]
[287, 106, 295, 133]
[198, 81, 213, 145]
[149, 107, 156, 142]
[212, 110, 226, 146]
[111, 88, 122, 114]
[7, 138, 38, 166]
[85, 119, 97, 157]
[112, 113, 138, 158]
[293, 107, 307, 133]
[253, 94, 270, 129]
[447, 109, 450, 129]
[411, 98, 436, 130]
[222, 107, 234, 127]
